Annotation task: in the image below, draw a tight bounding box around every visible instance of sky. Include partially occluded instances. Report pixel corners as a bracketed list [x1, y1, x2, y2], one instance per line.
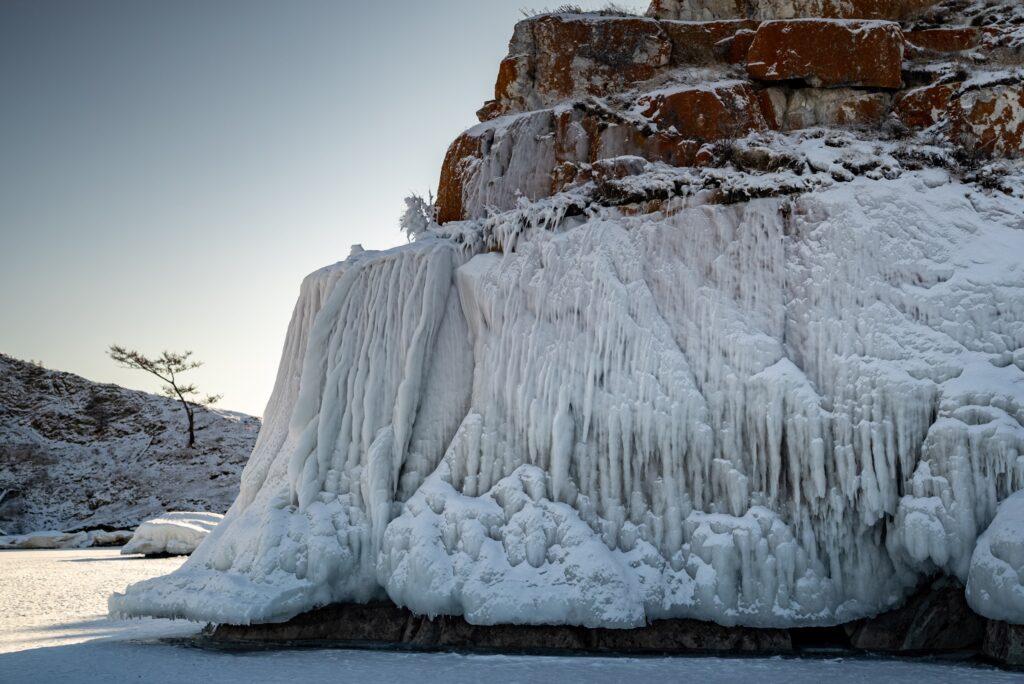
[0, 0, 649, 416]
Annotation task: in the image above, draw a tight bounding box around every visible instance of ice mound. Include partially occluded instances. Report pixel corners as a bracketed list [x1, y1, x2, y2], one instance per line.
[121, 512, 224, 556]
[0, 529, 134, 549]
[967, 491, 1024, 623]
[0, 530, 92, 550]
[109, 165, 1024, 627]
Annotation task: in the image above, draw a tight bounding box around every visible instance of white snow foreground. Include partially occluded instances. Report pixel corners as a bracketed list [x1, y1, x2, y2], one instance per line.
[121, 512, 224, 557]
[111, 164, 1024, 628]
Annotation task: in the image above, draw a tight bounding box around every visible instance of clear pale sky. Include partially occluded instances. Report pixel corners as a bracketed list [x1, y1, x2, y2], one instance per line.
[0, 0, 648, 416]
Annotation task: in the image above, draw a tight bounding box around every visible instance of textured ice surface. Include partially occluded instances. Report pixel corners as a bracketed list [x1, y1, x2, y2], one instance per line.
[967, 490, 1024, 623]
[111, 159, 1024, 627]
[121, 512, 223, 557]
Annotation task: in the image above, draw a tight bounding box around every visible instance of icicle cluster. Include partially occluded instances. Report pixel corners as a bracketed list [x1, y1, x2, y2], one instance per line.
[111, 163, 1024, 628]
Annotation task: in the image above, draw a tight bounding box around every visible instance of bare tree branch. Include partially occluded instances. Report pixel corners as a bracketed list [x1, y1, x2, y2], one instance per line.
[108, 345, 220, 448]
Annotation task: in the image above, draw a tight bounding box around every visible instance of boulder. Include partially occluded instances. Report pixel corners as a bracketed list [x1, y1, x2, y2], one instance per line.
[480, 14, 671, 120]
[746, 19, 904, 89]
[904, 27, 981, 52]
[950, 83, 1024, 158]
[894, 82, 957, 128]
[636, 82, 776, 140]
[648, 0, 938, 21]
[659, 19, 761, 65]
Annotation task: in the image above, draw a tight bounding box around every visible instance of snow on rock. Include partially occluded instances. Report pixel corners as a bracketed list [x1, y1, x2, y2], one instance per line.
[121, 512, 223, 557]
[0, 354, 260, 535]
[950, 81, 1024, 159]
[648, 0, 937, 21]
[1, 530, 91, 550]
[967, 488, 1024, 624]
[479, 14, 671, 121]
[0, 529, 133, 550]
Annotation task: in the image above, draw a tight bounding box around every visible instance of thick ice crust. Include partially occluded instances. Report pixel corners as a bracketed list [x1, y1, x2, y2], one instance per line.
[120, 512, 224, 557]
[967, 491, 1024, 623]
[112, 164, 1024, 627]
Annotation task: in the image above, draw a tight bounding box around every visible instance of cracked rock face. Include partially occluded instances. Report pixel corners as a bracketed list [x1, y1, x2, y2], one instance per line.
[480, 15, 672, 121]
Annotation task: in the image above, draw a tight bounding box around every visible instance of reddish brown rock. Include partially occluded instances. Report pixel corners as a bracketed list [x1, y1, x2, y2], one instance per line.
[481, 14, 671, 120]
[894, 83, 957, 128]
[649, 0, 938, 21]
[436, 132, 484, 224]
[746, 19, 904, 89]
[904, 27, 981, 52]
[637, 82, 776, 141]
[950, 84, 1024, 158]
[659, 19, 760, 65]
[727, 29, 757, 64]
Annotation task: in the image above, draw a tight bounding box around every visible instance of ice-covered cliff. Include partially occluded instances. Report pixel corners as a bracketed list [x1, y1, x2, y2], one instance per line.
[111, 0, 1024, 630]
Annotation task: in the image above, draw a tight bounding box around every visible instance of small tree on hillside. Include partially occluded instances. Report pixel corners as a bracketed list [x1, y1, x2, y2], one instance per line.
[108, 346, 221, 448]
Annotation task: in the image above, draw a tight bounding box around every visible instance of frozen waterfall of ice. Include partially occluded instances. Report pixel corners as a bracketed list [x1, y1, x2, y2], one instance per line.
[111, 169, 1024, 628]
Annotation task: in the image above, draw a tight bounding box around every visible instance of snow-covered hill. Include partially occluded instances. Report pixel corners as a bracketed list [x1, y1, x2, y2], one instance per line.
[0, 354, 259, 535]
[112, 0, 1024, 643]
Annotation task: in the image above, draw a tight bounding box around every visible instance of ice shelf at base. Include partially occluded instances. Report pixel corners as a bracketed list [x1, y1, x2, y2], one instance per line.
[110, 170, 1024, 628]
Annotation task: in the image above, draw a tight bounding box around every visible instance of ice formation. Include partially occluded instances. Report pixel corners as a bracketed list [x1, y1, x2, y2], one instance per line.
[110, 161, 1024, 627]
[967, 490, 1024, 623]
[0, 529, 132, 550]
[121, 512, 224, 557]
[110, 1, 1024, 630]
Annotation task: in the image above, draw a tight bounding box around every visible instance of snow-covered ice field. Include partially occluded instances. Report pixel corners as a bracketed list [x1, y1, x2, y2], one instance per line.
[1, 549, 1021, 683]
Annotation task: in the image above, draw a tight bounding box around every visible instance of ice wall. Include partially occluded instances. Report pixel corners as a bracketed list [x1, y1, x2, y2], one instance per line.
[112, 167, 1024, 628]
[110, 239, 473, 624]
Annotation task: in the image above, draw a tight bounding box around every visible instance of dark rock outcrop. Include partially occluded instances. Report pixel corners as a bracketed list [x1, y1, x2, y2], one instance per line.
[211, 580, 1022, 668]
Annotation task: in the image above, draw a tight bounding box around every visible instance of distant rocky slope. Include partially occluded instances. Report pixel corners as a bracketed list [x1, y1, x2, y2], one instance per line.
[0, 354, 259, 535]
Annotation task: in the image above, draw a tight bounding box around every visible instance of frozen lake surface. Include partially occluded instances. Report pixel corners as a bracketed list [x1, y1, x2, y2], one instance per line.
[0, 549, 1018, 683]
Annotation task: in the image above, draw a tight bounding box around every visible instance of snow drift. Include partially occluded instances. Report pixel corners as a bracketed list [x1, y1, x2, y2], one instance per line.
[0, 529, 132, 550]
[121, 512, 224, 557]
[110, 160, 1024, 627]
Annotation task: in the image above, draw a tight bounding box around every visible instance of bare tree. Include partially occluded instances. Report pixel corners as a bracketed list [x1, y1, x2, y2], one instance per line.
[108, 346, 221, 448]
